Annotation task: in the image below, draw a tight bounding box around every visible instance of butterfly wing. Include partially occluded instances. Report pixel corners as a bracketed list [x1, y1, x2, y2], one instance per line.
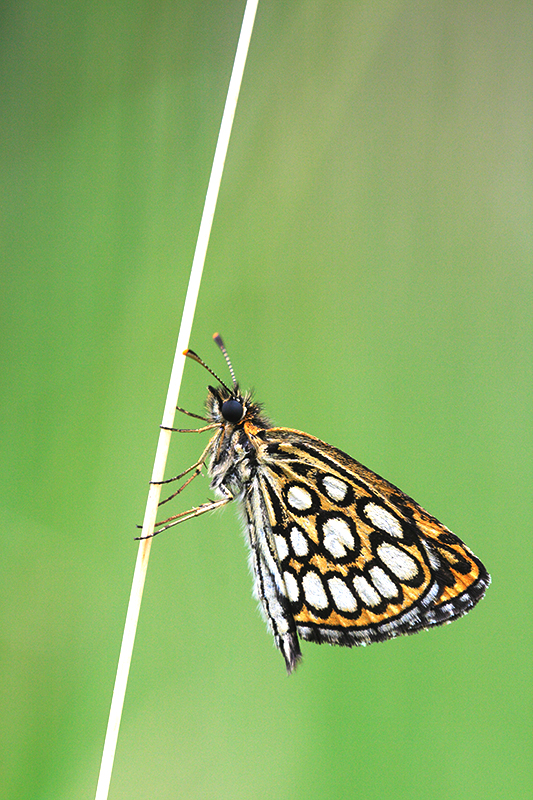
[242, 476, 302, 673]
[244, 425, 489, 668]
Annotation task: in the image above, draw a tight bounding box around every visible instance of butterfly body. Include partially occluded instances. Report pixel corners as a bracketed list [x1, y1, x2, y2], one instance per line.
[151, 338, 490, 674]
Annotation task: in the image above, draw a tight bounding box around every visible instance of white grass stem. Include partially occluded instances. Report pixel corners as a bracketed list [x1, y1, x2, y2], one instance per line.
[94, 3, 259, 798]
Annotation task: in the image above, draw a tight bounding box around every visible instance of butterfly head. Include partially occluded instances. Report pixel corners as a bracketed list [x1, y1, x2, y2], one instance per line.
[206, 383, 246, 424]
[184, 334, 271, 429]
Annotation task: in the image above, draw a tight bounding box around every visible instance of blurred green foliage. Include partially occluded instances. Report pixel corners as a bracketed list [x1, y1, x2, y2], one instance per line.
[0, 2, 531, 799]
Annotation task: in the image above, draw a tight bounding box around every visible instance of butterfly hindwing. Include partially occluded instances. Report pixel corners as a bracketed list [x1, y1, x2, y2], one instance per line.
[243, 477, 302, 672]
[245, 426, 489, 658]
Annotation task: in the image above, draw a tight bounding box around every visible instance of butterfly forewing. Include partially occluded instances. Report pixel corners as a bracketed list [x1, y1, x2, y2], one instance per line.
[156, 338, 490, 674]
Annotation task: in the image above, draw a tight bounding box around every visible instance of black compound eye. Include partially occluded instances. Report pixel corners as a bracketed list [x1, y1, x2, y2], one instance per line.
[221, 399, 244, 423]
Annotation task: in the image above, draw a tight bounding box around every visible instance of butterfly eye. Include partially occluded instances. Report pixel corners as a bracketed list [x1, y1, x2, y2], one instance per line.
[221, 399, 245, 423]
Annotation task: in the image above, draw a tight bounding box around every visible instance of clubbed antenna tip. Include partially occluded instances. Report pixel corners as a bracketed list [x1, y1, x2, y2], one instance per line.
[182, 347, 231, 392]
[213, 333, 237, 388]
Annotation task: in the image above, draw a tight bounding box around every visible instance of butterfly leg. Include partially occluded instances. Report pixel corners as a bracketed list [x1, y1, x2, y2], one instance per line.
[152, 440, 215, 511]
[175, 405, 209, 422]
[136, 487, 234, 539]
[156, 467, 203, 508]
[161, 423, 219, 433]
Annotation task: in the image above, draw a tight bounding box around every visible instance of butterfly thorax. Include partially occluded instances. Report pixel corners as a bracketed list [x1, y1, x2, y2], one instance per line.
[205, 384, 272, 500]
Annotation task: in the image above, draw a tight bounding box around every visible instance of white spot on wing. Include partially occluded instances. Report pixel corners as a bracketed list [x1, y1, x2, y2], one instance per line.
[283, 571, 300, 603]
[365, 502, 403, 538]
[353, 575, 382, 607]
[287, 485, 313, 511]
[322, 517, 355, 558]
[302, 571, 329, 609]
[274, 535, 289, 562]
[290, 526, 309, 557]
[420, 538, 441, 570]
[420, 581, 440, 608]
[377, 543, 419, 580]
[328, 577, 358, 612]
[322, 475, 348, 501]
[369, 566, 399, 599]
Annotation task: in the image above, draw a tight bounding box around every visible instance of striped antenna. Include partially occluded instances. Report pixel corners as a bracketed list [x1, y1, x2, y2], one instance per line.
[213, 333, 238, 388]
[183, 348, 231, 393]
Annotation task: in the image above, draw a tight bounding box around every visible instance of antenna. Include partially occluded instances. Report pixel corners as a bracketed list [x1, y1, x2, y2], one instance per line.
[213, 332, 237, 388]
[183, 348, 231, 392]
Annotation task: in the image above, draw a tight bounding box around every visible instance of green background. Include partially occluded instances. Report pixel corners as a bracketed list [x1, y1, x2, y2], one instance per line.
[1, 2, 531, 798]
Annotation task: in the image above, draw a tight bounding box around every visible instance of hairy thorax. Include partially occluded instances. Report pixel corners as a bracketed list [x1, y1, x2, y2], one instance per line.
[208, 425, 256, 501]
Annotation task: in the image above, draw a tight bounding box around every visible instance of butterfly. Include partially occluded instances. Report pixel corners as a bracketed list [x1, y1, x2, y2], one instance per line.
[142, 334, 490, 674]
